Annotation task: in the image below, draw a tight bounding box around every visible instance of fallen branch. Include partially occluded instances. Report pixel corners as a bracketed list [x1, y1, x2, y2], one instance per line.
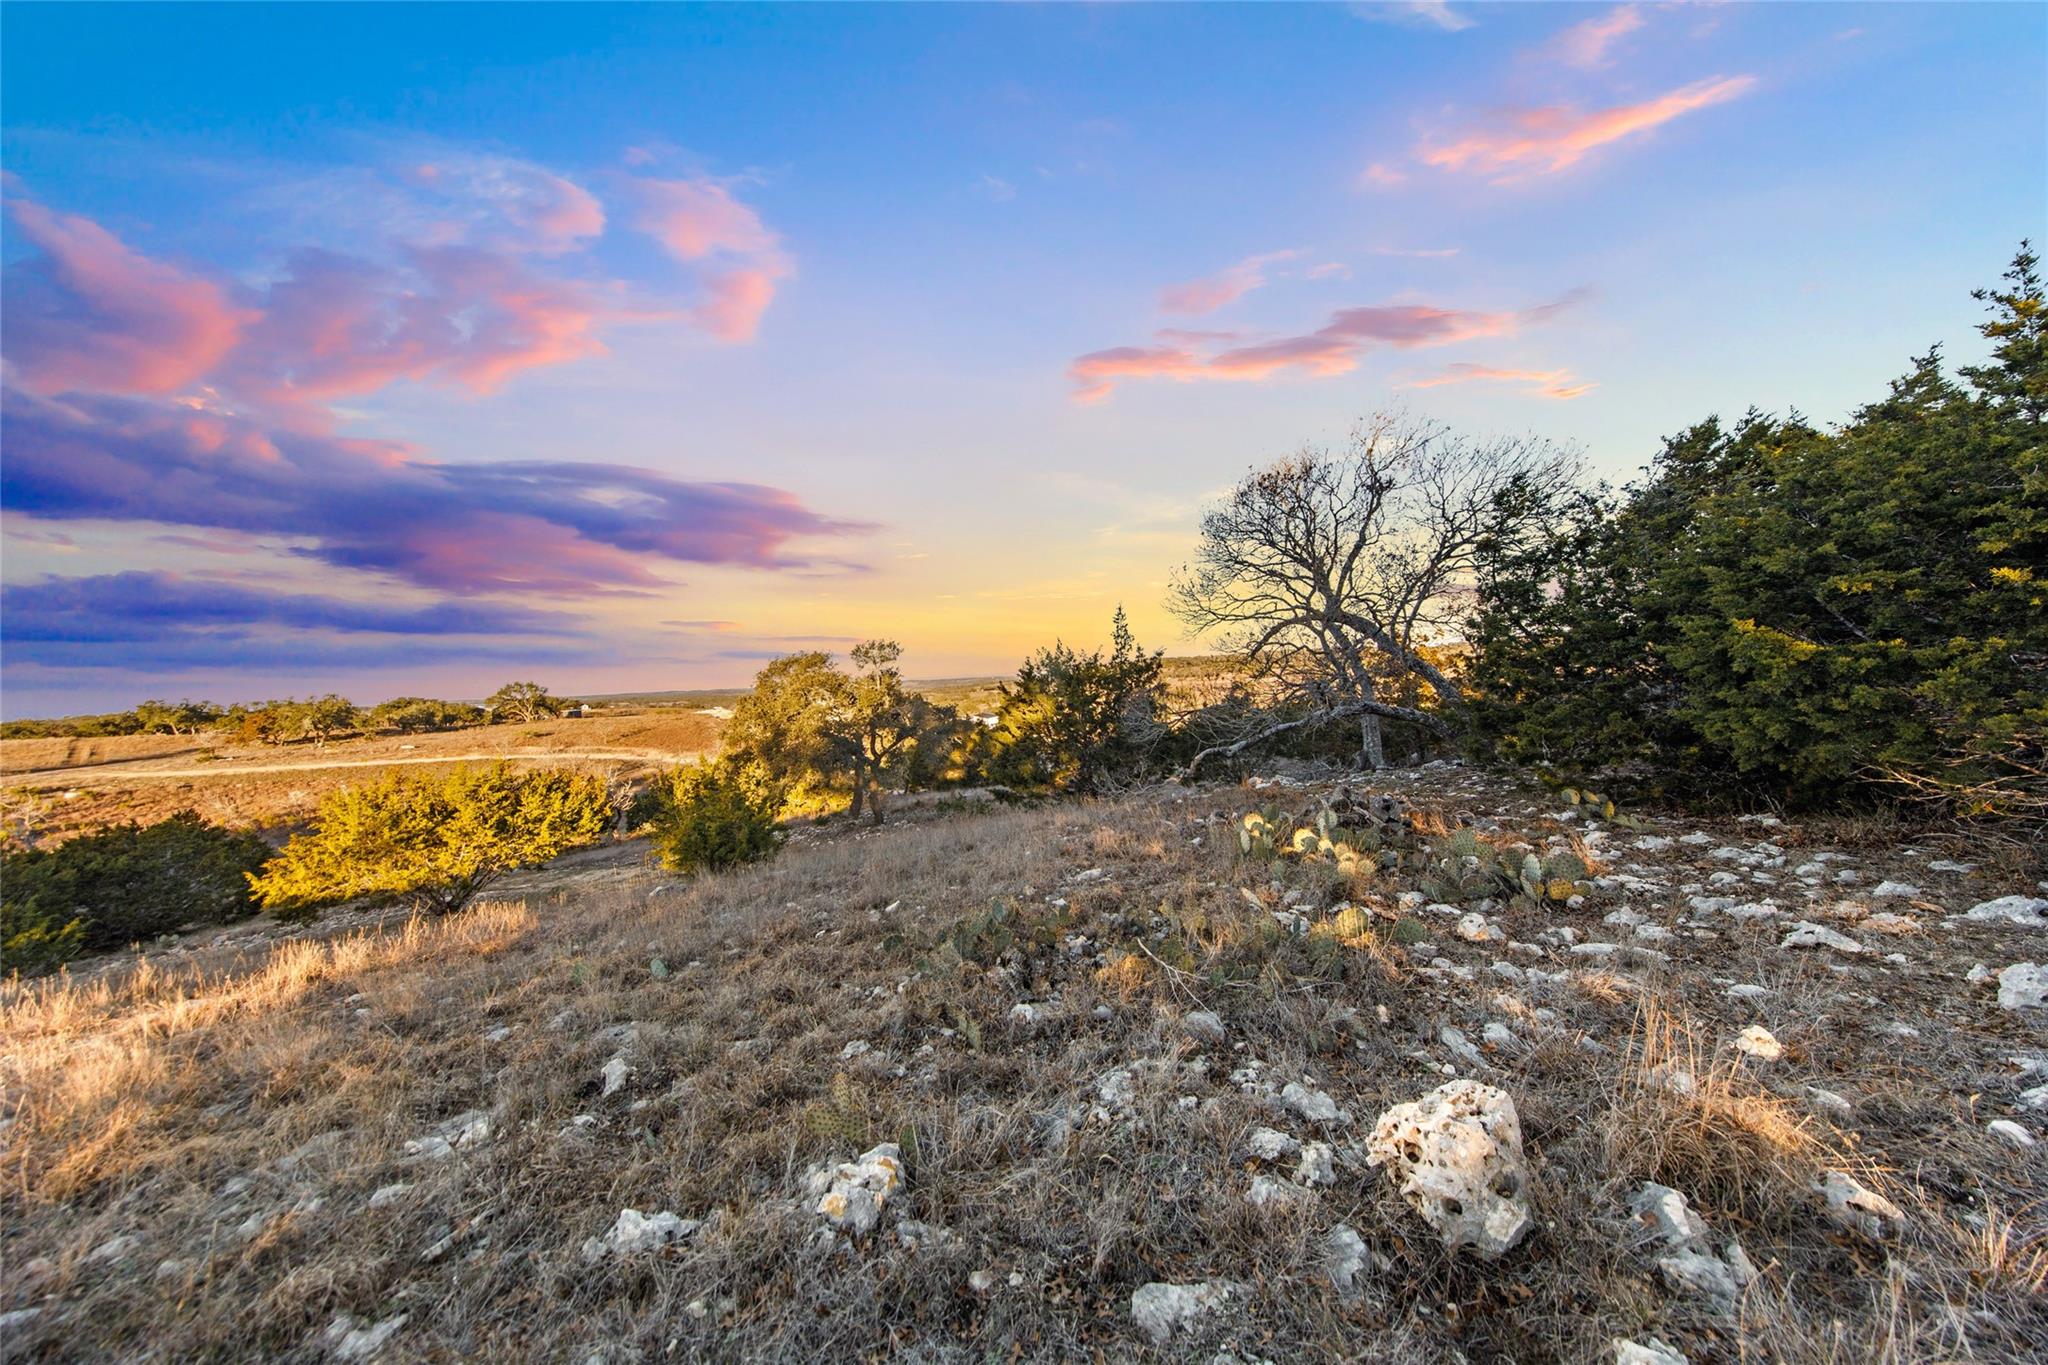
[1180, 698, 1451, 779]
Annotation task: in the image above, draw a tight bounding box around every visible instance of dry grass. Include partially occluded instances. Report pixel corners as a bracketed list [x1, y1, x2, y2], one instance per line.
[2, 776, 2043, 1362]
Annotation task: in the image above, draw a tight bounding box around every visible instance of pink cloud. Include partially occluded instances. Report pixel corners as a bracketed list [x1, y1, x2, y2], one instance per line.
[1361, 161, 1409, 188]
[402, 155, 605, 254]
[634, 178, 776, 259]
[630, 177, 792, 340]
[1158, 250, 1297, 315]
[232, 244, 616, 403]
[1071, 291, 1584, 401]
[1419, 76, 1757, 181]
[691, 266, 786, 343]
[1403, 362, 1597, 400]
[1545, 4, 1644, 69]
[1, 194, 254, 396]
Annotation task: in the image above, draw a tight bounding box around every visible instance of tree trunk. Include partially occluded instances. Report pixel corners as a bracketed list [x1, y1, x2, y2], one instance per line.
[1359, 712, 1386, 770]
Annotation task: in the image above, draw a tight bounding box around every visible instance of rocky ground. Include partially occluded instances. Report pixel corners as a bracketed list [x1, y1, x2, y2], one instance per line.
[2, 764, 2043, 1362]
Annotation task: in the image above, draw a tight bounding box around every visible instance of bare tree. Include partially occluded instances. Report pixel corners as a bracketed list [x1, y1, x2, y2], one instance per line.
[1169, 413, 1577, 774]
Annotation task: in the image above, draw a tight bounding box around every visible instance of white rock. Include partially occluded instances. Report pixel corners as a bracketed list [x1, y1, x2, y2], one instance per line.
[1182, 1009, 1226, 1045]
[331, 1314, 408, 1362]
[1613, 1338, 1688, 1365]
[1008, 1003, 1042, 1030]
[1296, 1141, 1336, 1187]
[811, 1143, 903, 1236]
[1782, 922, 1864, 954]
[1658, 1243, 1757, 1303]
[1815, 1170, 1905, 1237]
[1987, 1119, 2035, 1147]
[1129, 1280, 1239, 1345]
[1733, 1025, 1783, 1060]
[1998, 963, 2048, 1009]
[600, 1055, 631, 1096]
[1366, 1079, 1532, 1259]
[579, 1207, 700, 1263]
[1630, 1182, 1709, 1247]
[1964, 896, 2048, 928]
[2017, 1083, 2048, 1111]
[1245, 1174, 1304, 1208]
[1280, 1081, 1346, 1125]
[1725, 983, 1771, 1000]
[1869, 881, 1922, 900]
[1439, 1026, 1484, 1068]
[367, 1183, 413, 1209]
[1246, 1126, 1301, 1161]
[1325, 1223, 1369, 1294]
[1968, 962, 1995, 983]
[1806, 1087, 1853, 1119]
[84, 1233, 142, 1265]
[1456, 913, 1505, 944]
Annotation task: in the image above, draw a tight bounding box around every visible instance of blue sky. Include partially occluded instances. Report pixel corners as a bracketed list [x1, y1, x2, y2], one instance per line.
[2, 2, 2042, 715]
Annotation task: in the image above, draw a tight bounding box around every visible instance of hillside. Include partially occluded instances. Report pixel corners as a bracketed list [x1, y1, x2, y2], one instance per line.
[3, 766, 2042, 1362]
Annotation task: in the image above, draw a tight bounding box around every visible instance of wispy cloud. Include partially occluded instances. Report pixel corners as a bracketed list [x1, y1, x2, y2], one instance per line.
[1352, 2, 1476, 33]
[1, 571, 588, 673]
[2, 194, 255, 397]
[1070, 290, 1586, 402]
[1158, 250, 1299, 315]
[1, 385, 874, 593]
[1542, 4, 1645, 70]
[628, 176, 794, 342]
[1417, 75, 1757, 181]
[977, 173, 1018, 202]
[1403, 362, 1597, 400]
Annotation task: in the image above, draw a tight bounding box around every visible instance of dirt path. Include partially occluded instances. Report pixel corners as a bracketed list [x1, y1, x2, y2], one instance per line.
[10, 749, 697, 784]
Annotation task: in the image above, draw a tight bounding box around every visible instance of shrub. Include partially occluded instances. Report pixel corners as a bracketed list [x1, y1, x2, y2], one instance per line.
[249, 763, 613, 917]
[648, 757, 783, 873]
[1468, 245, 2048, 819]
[1, 812, 273, 972]
[367, 697, 486, 733]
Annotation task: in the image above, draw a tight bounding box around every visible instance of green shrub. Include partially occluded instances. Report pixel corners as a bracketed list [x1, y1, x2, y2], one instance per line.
[2, 812, 273, 972]
[249, 763, 613, 917]
[648, 757, 782, 874]
[1468, 245, 2048, 819]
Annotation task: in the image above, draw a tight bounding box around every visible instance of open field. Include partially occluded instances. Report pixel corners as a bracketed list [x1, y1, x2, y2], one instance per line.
[0, 711, 726, 846]
[4, 766, 2042, 1361]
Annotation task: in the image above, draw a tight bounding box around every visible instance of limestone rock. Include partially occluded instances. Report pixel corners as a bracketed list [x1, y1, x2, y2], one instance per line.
[1987, 1119, 2035, 1147]
[1782, 922, 1864, 954]
[1733, 1025, 1782, 1060]
[809, 1143, 903, 1236]
[1182, 1009, 1227, 1045]
[580, 1207, 700, 1263]
[1964, 896, 2048, 928]
[1366, 1079, 1532, 1259]
[1612, 1338, 1688, 1365]
[1129, 1280, 1239, 1345]
[1281, 1081, 1347, 1126]
[1325, 1223, 1368, 1295]
[1997, 963, 2048, 1010]
[1815, 1171, 1905, 1238]
[1246, 1126, 1300, 1161]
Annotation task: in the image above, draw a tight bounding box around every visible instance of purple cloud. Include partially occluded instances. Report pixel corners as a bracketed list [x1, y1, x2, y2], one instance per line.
[1, 386, 874, 593]
[0, 571, 589, 674]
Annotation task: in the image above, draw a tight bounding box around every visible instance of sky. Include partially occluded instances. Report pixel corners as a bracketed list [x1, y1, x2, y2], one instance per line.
[1, 1, 2042, 717]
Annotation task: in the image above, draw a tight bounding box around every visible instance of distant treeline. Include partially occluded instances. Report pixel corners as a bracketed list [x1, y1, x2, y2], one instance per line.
[0, 681, 580, 743]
